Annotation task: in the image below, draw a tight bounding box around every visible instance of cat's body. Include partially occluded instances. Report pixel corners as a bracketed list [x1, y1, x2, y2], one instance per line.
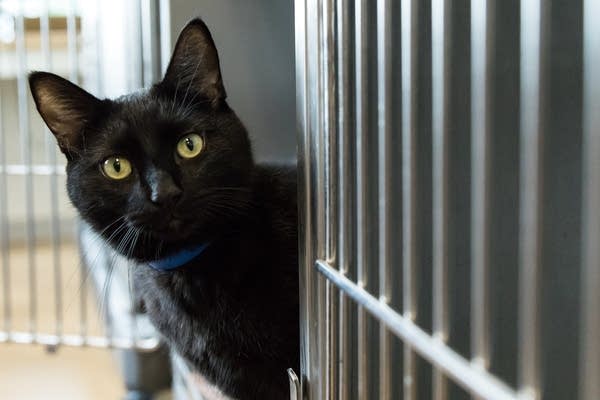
[136, 165, 298, 400]
[29, 18, 298, 399]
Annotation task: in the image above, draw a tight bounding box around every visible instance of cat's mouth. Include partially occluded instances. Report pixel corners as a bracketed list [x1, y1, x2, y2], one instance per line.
[127, 212, 193, 242]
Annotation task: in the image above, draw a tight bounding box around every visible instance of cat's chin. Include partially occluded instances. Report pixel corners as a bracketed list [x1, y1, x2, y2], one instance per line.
[147, 219, 195, 242]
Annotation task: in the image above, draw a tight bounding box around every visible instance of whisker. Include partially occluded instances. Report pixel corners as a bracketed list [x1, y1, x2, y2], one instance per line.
[170, 75, 182, 115]
[180, 59, 203, 111]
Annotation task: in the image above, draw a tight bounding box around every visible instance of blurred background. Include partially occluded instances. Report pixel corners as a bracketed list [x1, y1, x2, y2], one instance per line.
[0, 0, 295, 399]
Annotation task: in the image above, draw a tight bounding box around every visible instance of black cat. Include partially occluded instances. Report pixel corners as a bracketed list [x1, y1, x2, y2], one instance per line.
[29, 18, 298, 400]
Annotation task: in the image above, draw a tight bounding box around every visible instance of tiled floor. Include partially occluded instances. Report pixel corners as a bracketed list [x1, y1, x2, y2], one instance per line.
[0, 242, 125, 400]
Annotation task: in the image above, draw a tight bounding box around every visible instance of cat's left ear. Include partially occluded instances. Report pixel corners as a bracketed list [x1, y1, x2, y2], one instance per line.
[162, 18, 226, 108]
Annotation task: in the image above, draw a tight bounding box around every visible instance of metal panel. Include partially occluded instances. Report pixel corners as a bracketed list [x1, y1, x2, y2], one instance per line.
[297, 1, 596, 399]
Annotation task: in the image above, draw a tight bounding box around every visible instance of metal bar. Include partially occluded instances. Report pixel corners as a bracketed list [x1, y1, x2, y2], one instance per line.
[0, 165, 67, 176]
[355, 1, 370, 397]
[95, 0, 104, 97]
[401, 0, 417, 397]
[0, 331, 160, 352]
[66, 0, 88, 343]
[432, 0, 451, 398]
[518, 0, 542, 397]
[41, 1, 53, 154]
[580, 1, 600, 399]
[316, 260, 530, 400]
[313, 1, 328, 397]
[470, 0, 491, 369]
[336, 0, 352, 397]
[295, 0, 318, 397]
[288, 368, 301, 400]
[41, 0, 63, 340]
[323, 0, 337, 264]
[15, 3, 37, 337]
[124, 0, 143, 91]
[377, 0, 392, 398]
[67, 0, 79, 83]
[140, 0, 161, 87]
[76, 222, 88, 342]
[0, 93, 10, 334]
[337, 291, 350, 400]
[322, 0, 338, 397]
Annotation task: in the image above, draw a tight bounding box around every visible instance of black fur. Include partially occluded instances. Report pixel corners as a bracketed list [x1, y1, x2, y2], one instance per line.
[29, 18, 298, 400]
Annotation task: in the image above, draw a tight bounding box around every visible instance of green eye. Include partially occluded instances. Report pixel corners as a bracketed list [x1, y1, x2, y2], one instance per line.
[102, 156, 132, 180]
[176, 134, 204, 159]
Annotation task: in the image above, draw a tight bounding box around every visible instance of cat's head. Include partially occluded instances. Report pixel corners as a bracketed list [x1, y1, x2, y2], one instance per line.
[29, 18, 254, 260]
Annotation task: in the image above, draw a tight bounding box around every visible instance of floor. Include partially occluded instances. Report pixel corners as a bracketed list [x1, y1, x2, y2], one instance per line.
[0, 343, 125, 400]
[0, 242, 126, 400]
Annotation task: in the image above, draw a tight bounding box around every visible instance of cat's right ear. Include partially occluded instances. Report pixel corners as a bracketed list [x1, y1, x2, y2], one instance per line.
[29, 71, 103, 156]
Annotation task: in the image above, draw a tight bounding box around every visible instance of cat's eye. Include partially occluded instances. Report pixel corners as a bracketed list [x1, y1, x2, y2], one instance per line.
[176, 134, 204, 159]
[102, 156, 132, 180]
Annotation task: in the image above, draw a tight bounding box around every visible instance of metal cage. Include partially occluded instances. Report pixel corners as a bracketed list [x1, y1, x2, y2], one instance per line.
[0, 1, 170, 398]
[295, 0, 599, 399]
[0, 0, 162, 353]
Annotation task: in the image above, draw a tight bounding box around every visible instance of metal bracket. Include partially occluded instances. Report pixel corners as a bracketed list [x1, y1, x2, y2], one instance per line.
[287, 368, 301, 400]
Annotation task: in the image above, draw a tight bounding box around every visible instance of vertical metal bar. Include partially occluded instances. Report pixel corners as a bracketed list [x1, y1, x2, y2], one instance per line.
[0, 93, 10, 335]
[315, 1, 327, 395]
[41, 0, 63, 339]
[67, 0, 87, 341]
[125, 0, 143, 91]
[519, 0, 542, 397]
[470, 0, 491, 370]
[355, 1, 370, 397]
[298, 0, 322, 396]
[16, 3, 37, 337]
[581, 2, 600, 398]
[95, 0, 104, 97]
[401, 0, 417, 398]
[140, 0, 161, 87]
[336, 0, 352, 397]
[323, 0, 336, 264]
[295, 0, 311, 395]
[432, 0, 450, 398]
[377, 0, 392, 398]
[41, 1, 52, 154]
[67, 0, 79, 83]
[323, 0, 339, 397]
[318, 0, 333, 395]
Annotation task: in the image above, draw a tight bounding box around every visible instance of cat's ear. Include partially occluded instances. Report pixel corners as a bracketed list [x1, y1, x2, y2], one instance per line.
[29, 71, 103, 155]
[162, 18, 226, 108]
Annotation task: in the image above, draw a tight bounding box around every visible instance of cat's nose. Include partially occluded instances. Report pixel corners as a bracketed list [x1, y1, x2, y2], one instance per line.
[147, 169, 182, 207]
[151, 183, 182, 207]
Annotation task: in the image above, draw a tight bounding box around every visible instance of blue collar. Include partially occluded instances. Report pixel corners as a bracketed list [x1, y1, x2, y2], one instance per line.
[149, 243, 210, 271]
